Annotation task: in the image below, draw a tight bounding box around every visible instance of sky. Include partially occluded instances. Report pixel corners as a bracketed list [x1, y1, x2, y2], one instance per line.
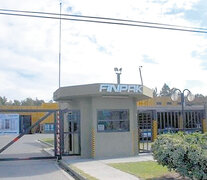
[0, 0, 207, 101]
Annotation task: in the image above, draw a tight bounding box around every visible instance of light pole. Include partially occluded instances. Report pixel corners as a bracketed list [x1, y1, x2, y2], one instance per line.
[171, 88, 195, 130]
[58, 0, 62, 88]
[139, 66, 143, 86]
[114, 67, 122, 84]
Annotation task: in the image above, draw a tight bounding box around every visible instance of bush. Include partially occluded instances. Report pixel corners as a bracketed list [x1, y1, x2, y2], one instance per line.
[152, 132, 207, 180]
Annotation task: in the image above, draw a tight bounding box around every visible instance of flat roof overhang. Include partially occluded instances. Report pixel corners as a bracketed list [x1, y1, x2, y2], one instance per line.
[53, 83, 153, 101]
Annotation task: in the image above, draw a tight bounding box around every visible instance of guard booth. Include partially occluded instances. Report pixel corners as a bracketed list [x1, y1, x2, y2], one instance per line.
[54, 83, 153, 158]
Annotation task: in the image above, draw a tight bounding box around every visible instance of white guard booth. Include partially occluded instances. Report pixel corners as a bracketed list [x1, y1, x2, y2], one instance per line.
[54, 83, 153, 158]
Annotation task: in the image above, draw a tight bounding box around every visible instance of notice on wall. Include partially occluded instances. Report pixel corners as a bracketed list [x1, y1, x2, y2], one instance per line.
[98, 124, 105, 131]
[0, 114, 19, 135]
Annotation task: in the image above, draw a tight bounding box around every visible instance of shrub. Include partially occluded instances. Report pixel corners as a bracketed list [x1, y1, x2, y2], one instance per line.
[152, 132, 207, 180]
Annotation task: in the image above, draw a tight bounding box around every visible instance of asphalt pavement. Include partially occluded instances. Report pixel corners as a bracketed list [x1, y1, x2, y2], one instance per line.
[0, 134, 74, 180]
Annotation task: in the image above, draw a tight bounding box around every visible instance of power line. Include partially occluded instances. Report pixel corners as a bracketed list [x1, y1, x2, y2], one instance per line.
[0, 8, 207, 31]
[0, 11, 207, 34]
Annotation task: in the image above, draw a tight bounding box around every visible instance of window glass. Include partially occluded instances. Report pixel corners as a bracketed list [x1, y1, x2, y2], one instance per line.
[156, 102, 162, 105]
[5, 119, 10, 129]
[44, 124, 54, 131]
[97, 110, 129, 132]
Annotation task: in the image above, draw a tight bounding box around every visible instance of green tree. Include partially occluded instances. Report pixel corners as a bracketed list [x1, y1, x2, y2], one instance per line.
[0, 96, 7, 105]
[160, 83, 171, 96]
[21, 98, 34, 106]
[5, 100, 13, 105]
[195, 94, 204, 98]
[33, 98, 44, 106]
[153, 87, 158, 97]
[21, 98, 45, 106]
[13, 100, 21, 106]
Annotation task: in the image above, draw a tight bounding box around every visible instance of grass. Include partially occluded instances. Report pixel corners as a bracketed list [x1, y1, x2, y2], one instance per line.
[109, 161, 177, 180]
[40, 138, 54, 146]
[69, 165, 98, 180]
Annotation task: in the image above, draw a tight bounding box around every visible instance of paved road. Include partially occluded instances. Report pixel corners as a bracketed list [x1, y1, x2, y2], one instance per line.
[0, 134, 74, 180]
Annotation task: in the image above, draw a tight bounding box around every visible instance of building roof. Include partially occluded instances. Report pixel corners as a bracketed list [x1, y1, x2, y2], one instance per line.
[53, 83, 153, 101]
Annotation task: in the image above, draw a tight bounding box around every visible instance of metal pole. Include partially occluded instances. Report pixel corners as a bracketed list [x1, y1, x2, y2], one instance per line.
[58, 1, 62, 88]
[54, 112, 57, 157]
[117, 73, 120, 84]
[139, 66, 143, 86]
[181, 92, 185, 130]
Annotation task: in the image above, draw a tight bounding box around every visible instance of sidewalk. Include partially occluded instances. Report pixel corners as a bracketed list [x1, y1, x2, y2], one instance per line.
[62, 153, 154, 180]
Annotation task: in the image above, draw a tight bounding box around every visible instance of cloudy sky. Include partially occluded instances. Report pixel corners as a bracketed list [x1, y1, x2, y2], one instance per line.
[0, 0, 207, 101]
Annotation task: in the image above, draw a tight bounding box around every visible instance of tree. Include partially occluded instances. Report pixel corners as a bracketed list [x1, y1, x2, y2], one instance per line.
[0, 96, 45, 106]
[13, 100, 21, 106]
[21, 98, 34, 106]
[160, 83, 171, 96]
[153, 87, 158, 97]
[48, 100, 54, 103]
[33, 98, 44, 106]
[5, 100, 13, 105]
[21, 98, 45, 106]
[195, 94, 204, 98]
[0, 96, 7, 105]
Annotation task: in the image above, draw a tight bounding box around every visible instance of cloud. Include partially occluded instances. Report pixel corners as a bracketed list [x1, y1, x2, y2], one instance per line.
[0, 0, 207, 101]
[142, 55, 158, 64]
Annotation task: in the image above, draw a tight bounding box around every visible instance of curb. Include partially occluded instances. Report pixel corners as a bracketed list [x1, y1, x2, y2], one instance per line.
[38, 139, 54, 147]
[58, 160, 86, 180]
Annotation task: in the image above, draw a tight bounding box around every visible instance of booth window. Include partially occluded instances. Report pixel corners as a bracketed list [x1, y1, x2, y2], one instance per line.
[97, 110, 129, 132]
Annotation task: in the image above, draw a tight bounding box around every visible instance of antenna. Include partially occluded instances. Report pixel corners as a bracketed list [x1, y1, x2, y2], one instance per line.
[139, 66, 143, 86]
[58, 0, 62, 88]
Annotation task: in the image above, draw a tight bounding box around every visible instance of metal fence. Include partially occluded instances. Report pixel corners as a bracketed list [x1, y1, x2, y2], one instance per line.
[138, 107, 204, 153]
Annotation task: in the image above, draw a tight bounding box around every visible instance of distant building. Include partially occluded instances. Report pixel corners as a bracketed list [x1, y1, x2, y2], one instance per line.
[0, 103, 58, 133]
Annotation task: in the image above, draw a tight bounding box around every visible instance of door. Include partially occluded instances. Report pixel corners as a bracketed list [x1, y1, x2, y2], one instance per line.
[20, 115, 31, 134]
[138, 111, 153, 153]
[63, 110, 80, 155]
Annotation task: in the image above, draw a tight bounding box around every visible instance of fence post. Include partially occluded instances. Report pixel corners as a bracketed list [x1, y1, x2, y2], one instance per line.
[152, 111, 158, 142]
[56, 110, 62, 160]
[178, 114, 183, 131]
[202, 103, 207, 133]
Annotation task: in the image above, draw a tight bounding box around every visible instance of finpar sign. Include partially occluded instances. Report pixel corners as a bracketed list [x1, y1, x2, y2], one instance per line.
[99, 84, 143, 93]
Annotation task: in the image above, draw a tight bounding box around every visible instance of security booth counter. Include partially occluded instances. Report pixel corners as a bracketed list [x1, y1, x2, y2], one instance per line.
[54, 83, 153, 158]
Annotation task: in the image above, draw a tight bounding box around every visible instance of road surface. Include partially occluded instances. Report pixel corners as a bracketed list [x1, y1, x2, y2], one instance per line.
[0, 134, 74, 180]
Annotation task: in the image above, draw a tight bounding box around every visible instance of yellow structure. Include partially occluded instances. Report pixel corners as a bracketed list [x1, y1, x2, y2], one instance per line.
[0, 103, 59, 133]
[152, 120, 158, 141]
[137, 96, 179, 107]
[202, 119, 207, 133]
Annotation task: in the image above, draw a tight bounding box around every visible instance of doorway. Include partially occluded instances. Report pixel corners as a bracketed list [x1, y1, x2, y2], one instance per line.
[138, 111, 153, 153]
[19, 115, 32, 134]
[63, 110, 81, 155]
